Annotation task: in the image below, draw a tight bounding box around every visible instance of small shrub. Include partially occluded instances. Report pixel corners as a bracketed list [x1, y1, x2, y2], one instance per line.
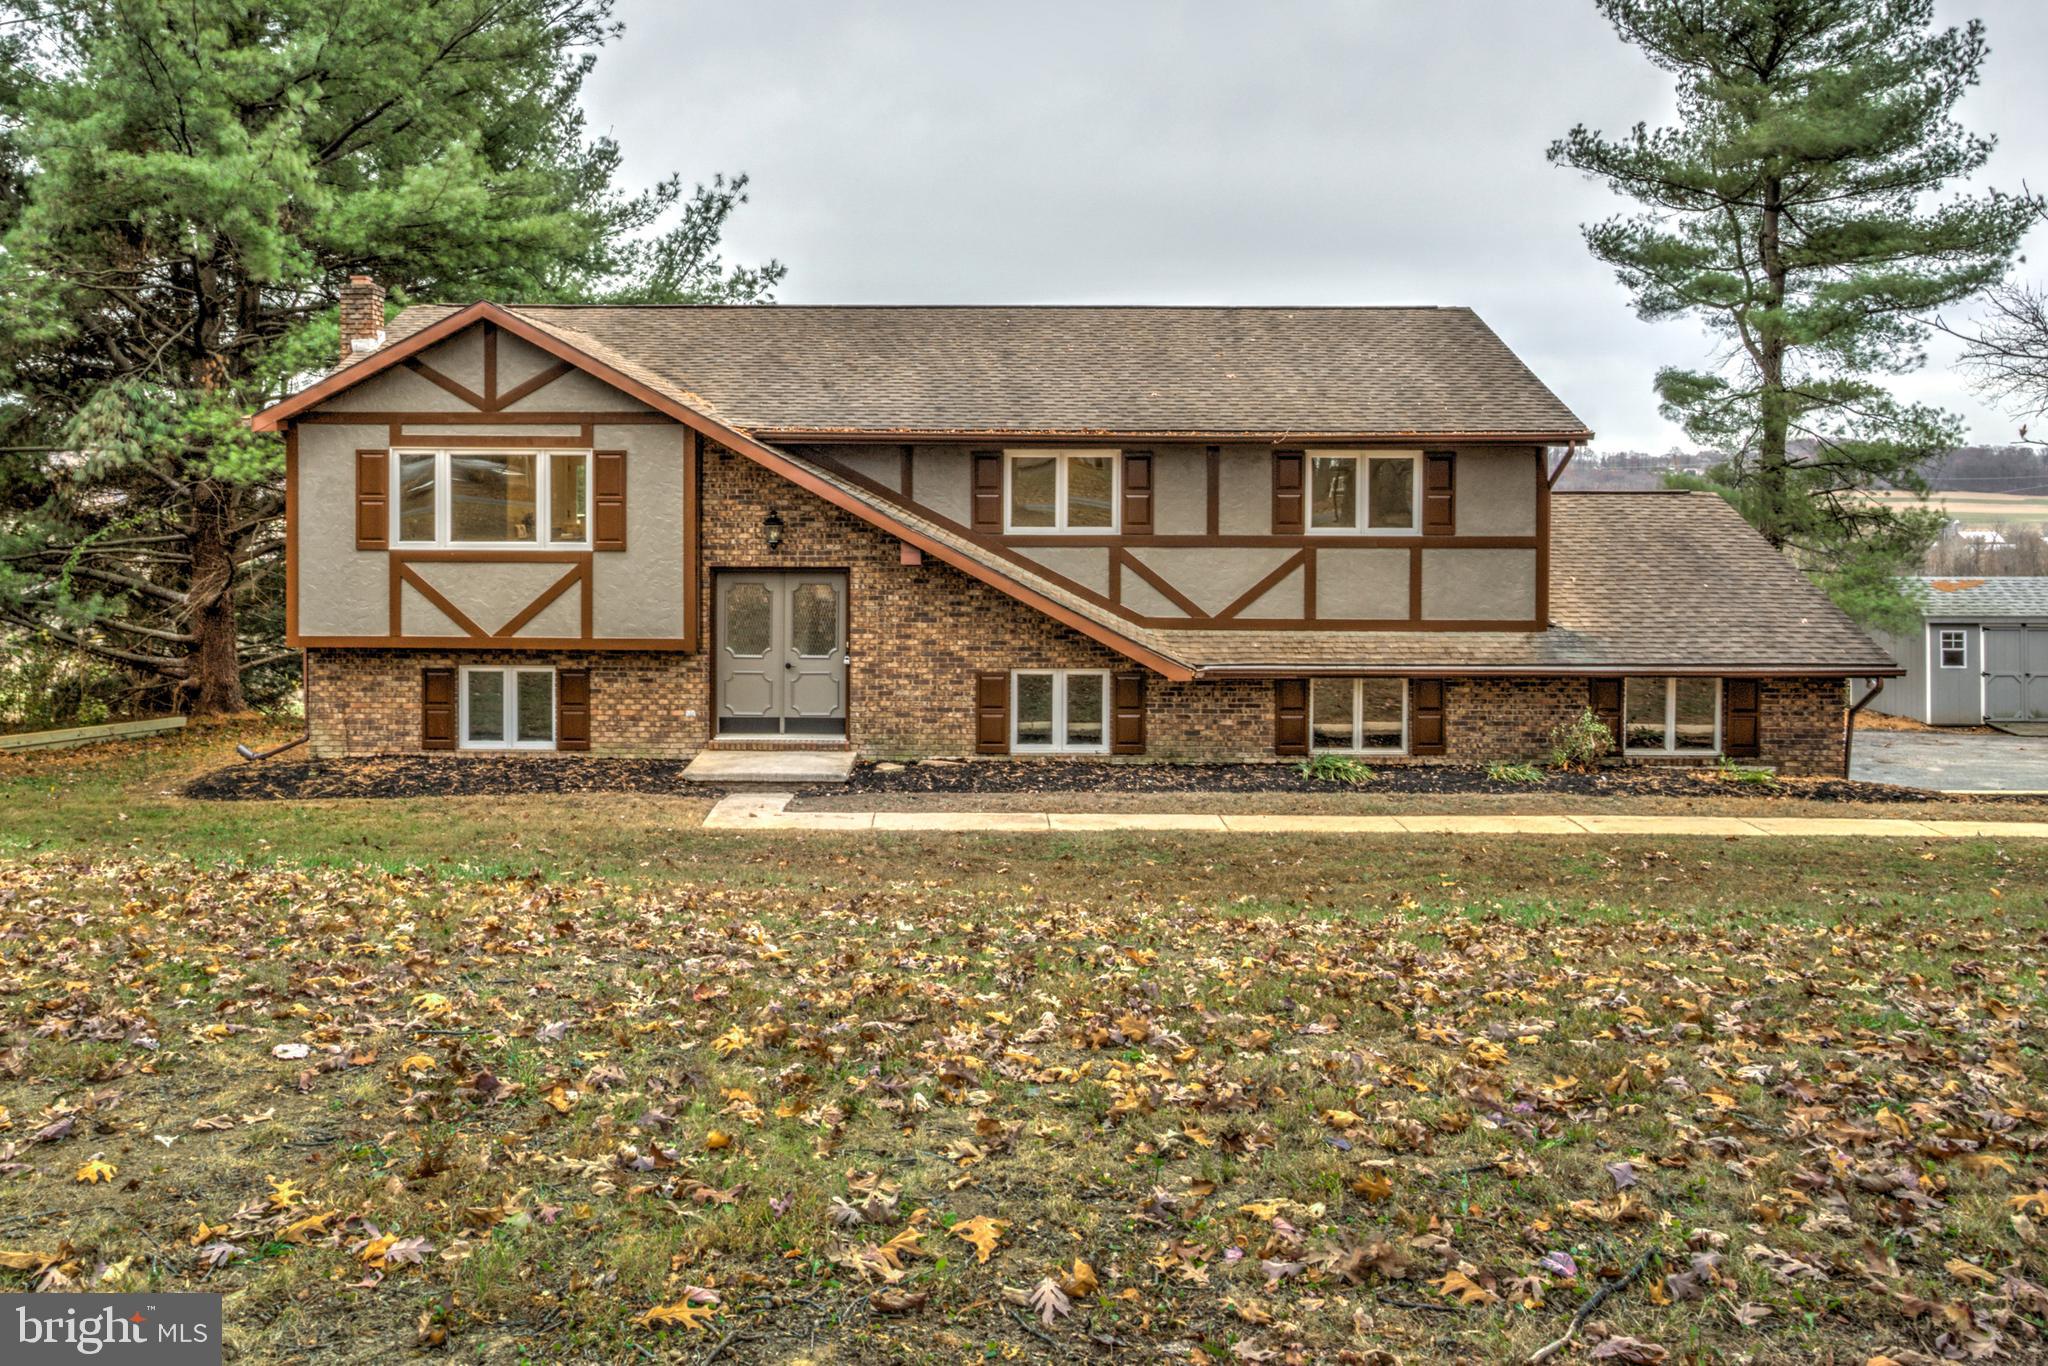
[1547, 708, 1614, 772]
[1297, 753, 1376, 786]
[1486, 760, 1543, 785]
[1713, 757, 1779, 788]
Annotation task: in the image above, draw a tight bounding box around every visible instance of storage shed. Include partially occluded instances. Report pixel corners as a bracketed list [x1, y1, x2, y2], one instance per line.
[1868, 577, 2048, 724]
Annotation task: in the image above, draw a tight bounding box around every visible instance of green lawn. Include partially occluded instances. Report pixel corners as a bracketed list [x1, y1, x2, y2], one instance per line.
[2, 727, 2045, 1363]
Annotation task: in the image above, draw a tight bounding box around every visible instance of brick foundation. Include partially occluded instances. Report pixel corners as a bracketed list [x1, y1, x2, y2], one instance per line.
[304, 443, 1851, 776]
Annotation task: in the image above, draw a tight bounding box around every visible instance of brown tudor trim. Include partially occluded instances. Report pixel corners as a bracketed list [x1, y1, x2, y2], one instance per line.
[1214, 550, 1308, 621]
[254, 302, 1201, 678]
[394, 563, 490, 639]
[284, 426, 300, 642]
[803, 447, 1546, 632]
[1115, 549, 1205, 619]
[402, 357, 488, 409]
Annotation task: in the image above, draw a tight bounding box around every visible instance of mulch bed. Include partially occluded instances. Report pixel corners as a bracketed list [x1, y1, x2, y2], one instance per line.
[185, 755, 721, 801]
[836, 758, 1959, 803]
[186, 753, 1982, 804]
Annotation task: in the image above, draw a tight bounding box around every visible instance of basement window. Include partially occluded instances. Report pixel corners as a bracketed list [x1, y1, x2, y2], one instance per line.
[1938, 629, 1967, 668]
[1310, 678, 1407, 753]
[460, 667, 555, 750]
[395, 450, 590, 547]
[1011, 670, 1109, 753]
[1622, 676, 1718, 754]
[1004, 451, 1119, 532]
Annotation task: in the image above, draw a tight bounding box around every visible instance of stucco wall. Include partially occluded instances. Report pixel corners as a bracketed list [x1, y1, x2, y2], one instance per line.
[292, 325, 688, 643]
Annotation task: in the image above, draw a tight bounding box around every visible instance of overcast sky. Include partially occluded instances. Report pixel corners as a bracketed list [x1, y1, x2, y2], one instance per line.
[583, 1, 2048, 452]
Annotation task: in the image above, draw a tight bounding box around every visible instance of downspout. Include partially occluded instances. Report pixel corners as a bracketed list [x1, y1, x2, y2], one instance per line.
[1842, 677, 1884, 779]
[236, 648, 311, 761]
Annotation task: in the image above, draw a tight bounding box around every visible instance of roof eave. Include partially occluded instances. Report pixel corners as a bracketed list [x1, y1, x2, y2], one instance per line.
[757, 428, 1596, 445]
[1192, 663, 1906, 680]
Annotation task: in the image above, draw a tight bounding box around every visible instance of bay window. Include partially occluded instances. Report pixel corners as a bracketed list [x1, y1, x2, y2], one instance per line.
[1012, 670, 1109, 753]
[394, 450, 591, 547]
[1622, 676, 1719, 754]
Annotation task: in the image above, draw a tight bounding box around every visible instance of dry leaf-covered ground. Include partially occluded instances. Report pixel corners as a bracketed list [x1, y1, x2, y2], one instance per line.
[2, 729, 2047, 1362]
[1, 837, 2045, 1364]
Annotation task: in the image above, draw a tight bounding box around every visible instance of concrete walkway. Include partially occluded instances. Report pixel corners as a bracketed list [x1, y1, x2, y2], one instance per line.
[681, 750, 855, 784]
[703, 793, 2048, 838]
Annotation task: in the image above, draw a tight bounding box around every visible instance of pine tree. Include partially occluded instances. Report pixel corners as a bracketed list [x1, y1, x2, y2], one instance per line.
[0, 0, 782, 714]
[1550, 0, 2037, 627]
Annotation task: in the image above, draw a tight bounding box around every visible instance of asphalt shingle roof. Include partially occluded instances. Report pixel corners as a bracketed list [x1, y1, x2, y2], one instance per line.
[325, 304, 1887, 675]
[771, 453, 1897, 674]
[1905, 576, 2048, 618]
[378, 303, 1591, 439]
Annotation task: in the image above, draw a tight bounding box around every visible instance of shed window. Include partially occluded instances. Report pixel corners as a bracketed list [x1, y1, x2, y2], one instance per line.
[393, 450, 590, 548]
[460, 667, 555, 750]
[1622, 677, 1719, 754]
[1308, 453, 1419, 532]
[1310, 678, 1407, 753]
[1938, 629, 1967, 669]
[1004, 451, 1119, 532]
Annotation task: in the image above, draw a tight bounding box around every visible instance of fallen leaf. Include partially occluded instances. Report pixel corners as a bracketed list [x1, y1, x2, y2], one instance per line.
[951, 1215, 1008, 1264]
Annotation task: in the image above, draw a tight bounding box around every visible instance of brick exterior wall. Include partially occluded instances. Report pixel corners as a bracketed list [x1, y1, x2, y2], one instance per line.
[303, 440, 1851, 776]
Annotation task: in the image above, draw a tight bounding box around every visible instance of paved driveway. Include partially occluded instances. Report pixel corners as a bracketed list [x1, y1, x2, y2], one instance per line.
[1851, 730, 2048, 791]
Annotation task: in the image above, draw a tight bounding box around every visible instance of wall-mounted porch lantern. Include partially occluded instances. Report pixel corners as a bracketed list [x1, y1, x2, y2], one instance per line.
[762, 508, 785, 551]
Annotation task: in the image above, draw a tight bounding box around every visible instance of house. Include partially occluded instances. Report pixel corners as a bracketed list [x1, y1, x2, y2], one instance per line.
[250, 280, 1899, 774]
[1866, 577, 2048, 725]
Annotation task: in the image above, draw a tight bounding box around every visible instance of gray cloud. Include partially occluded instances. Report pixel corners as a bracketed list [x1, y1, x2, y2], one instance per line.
[585, 0, 2048, 450]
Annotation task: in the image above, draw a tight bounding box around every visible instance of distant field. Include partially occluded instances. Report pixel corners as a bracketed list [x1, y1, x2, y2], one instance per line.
[1861, 488, 2048, 523]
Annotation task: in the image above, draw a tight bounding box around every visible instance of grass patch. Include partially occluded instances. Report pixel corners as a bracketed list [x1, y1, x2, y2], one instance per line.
[1486, 760, 1544, 784]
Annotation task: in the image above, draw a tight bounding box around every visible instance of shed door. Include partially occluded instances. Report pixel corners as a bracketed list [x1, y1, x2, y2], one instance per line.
[1927, 624, 1981, 725]
[1983, 626, 2028, 722]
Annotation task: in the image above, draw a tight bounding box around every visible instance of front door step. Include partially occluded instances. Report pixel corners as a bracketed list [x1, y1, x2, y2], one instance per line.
[682, 750, 856, 784]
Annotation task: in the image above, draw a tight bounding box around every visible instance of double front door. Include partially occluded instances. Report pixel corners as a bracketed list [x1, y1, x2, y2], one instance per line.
[716, 572, 847, 735]
[1984, 624, 2048, 722]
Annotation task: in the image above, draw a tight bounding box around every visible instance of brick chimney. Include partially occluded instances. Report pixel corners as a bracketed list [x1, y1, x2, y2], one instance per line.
[338, 275, 386, 364]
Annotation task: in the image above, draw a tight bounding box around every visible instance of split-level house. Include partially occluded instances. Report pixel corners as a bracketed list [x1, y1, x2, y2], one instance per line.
[251, 279, 1899, 774]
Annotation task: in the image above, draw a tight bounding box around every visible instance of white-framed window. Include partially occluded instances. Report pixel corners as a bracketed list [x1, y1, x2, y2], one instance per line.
[1308, 451, 1420, 533]
[1937, 629, 1968, 669]
[459, 666, 556, 749]
[1622, 676, 1719, 754]
[1011, 669, 1109, 753]
[395, 450, 591, 548]
[1310, 678, 1408, 753]
[1004, 450, 1119, 533]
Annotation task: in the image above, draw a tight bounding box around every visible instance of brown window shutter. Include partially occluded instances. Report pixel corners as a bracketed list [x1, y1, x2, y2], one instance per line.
[1273, 678, 1308, 755]
[1111, 670, 1147, 755]
[557, 667, 591, 752]
[593, 450, 627, 551]
[1410, 678, 1446, 755]
[355, 449, 389, 550]
[1272, 451, 1304, 534]
[421, 667, 455, 750]
[974, 671, 1010, 753]
[971, 451, 1004, 532]
[1423, 452, 1456, 535]
[1121, 452, 1153, 536]
[1724, 678, 1760, 758]
[1589, 678, 1622, 745]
